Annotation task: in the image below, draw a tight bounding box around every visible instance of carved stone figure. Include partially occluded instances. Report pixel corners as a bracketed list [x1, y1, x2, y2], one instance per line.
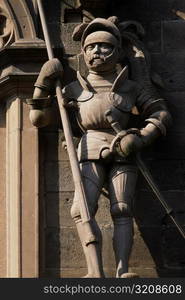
[27, 17, 172, 278]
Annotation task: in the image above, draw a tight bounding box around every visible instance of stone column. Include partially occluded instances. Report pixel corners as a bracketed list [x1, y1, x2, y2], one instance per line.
[6, 97, 22, 277]
[0, 0, 46, 278]
[5, 95, 39, 277]
[4, 93, 40, 277]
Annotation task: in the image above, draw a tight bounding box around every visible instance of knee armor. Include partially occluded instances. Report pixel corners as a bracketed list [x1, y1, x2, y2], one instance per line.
[110, 201, 133, 218]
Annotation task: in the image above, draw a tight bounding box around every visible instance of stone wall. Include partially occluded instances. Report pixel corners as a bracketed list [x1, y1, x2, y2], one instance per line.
[40, 0, 185, 278]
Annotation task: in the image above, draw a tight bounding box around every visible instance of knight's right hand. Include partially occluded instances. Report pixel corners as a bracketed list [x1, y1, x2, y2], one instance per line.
[29, 107, 52, 128]
[34, 58, 64, 91]
[100, 147, 113, 162]
[26, 97, 53, 127]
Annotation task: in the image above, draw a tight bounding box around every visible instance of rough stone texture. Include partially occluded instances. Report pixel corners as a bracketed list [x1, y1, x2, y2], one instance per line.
[151, 53, 185, 92]
[163, 21, 185, 52]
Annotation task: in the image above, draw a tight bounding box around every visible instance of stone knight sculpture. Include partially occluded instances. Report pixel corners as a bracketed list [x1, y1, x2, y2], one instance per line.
[27, 17, 172, 278]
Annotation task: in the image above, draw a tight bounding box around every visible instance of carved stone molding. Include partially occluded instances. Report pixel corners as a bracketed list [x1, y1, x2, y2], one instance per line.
[0, 7, 14, 49]
[1, 0, 44, 47]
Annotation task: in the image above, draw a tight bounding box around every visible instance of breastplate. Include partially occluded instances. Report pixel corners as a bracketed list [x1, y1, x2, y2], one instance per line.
[77, 90, 135, 131]
[77, 92, 112, 130]
[63, 68, 138, 131]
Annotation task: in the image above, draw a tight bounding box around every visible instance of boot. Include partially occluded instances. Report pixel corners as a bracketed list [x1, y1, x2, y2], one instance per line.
[121, 272, 139, 278]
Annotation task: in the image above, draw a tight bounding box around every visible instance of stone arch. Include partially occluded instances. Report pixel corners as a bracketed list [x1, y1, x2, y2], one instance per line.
[1, 0, 42, 47]
[0, 3, 14, 48]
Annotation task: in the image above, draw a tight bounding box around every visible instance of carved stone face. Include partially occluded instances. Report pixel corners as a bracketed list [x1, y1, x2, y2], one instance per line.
[83, 42, 119, 72]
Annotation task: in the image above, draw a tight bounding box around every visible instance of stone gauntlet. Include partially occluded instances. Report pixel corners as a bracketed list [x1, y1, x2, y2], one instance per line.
[34, 58, 64, 91]
[119, 133, 143, 157]
[118, 123, 161, 157]
[139, 122, 161, 147]
[26, 97, 53, 128]
[26, 97, 52, 109]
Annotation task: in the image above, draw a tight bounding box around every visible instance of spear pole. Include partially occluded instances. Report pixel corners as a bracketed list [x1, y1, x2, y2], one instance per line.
[36, 1, 106, 277]
[36, 0, 91, 224]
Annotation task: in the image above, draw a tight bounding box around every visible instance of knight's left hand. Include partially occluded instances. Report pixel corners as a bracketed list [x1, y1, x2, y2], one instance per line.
[120, 133, 143, 156]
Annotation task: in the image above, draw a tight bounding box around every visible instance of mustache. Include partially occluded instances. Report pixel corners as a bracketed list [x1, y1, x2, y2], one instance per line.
[89, 54, 106, 65]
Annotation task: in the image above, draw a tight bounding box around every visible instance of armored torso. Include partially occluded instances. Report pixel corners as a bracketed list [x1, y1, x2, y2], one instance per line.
[78, 92, 112, 130]
[62, 67, 151, 161]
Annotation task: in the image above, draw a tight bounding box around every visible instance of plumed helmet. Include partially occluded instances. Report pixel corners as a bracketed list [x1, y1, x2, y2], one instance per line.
[81, 17, 121, 49]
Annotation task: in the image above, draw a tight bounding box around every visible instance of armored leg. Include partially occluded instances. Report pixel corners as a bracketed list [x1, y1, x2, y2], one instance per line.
[71, 161, 105, 277]
[108, 163, 138, 278]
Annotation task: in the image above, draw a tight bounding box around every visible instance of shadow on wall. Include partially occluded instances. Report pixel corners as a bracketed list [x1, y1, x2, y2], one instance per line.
[134, 151, 185, 278]
[39, 125, 61, 278]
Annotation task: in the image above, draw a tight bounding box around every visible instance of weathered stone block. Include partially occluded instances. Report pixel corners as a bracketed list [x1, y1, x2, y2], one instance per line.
[147, 0, 180, 21]
[162, 92, 185, 132]
[130, 225, 156, 268]
[151, 52, 185, 92]
[144, 21, 161, 53]
[110, 0, 150, 23]
[149, 133, 185, 160]
[45, 228, 65, 269]
[163, 20, 185, 52]
[45, 161, 74, 192]
[137, 159, 185, 190]
[110, 0, 185, 24]
[134, 226, 165, 272]
[46, 192, 74, 227]
[60, 228, 86, 269]
[134, 190, 165, 226]
[162, 227, 185, 268]
[61, 24, 81, 55]
[135, 189, 185, 222]
[40, 131, 60, 161]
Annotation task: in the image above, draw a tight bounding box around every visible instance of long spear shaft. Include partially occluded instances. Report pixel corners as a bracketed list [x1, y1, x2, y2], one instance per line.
[37, 0, 90, 223]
